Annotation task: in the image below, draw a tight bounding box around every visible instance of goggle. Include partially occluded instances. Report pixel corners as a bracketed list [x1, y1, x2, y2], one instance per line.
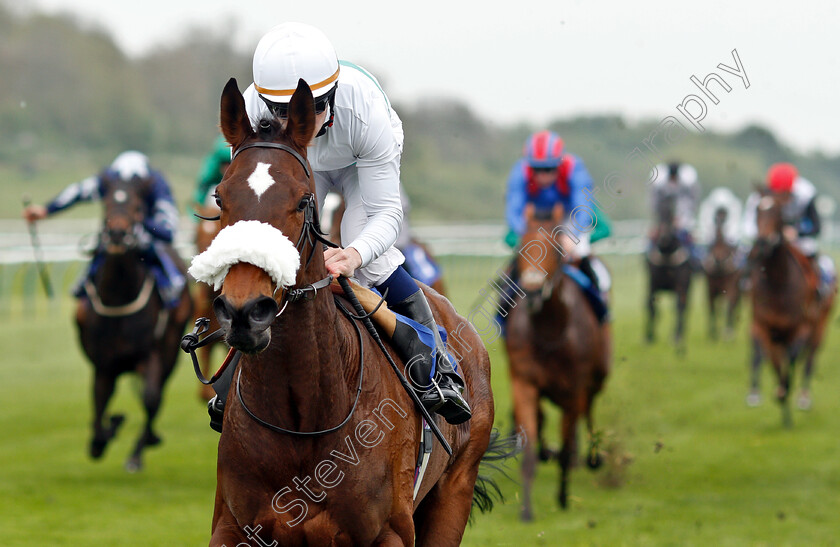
[261, 87, 335, 119]
[532, 166, 558, 174]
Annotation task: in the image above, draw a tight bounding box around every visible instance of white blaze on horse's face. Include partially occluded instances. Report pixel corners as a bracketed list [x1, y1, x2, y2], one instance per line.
[758, 195, 776, 212]
[114, 189, 128, 203]
[247, 162, 276, 200]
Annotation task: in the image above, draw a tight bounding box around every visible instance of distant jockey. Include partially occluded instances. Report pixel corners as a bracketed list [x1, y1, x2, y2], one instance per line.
[22, 151, 186, 308]
[698, 187, 742, 246]
[743, 162, 836, 298]
[504, 130, 612, 323]
[698, 186, 746, 271]
[648, 161, 702, 268]
[193, 134, 232, 213]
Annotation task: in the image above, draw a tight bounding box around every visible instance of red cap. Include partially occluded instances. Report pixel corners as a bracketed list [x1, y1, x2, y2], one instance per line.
[767, 163, 798, 193]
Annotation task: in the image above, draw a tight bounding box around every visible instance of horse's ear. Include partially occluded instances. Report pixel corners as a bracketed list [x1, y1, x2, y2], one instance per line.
[220, 78, 252, 150]
[524, 203, 536, 225]
[285, 79, 316, 151]
[551, 203, 565, 224]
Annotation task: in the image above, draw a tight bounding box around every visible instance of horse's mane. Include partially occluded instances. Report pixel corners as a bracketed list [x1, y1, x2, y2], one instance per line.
[253, 116, 287, 143]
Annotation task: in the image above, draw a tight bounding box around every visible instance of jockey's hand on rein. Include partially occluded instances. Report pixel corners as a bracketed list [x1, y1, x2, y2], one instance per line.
[324, 246, 362, 277]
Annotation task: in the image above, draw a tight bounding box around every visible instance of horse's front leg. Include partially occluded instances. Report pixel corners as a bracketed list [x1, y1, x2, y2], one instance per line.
[674, 277, 689, 353]
[210, 498, 248, 547]
[645, 277, 657, 343]
[125, 353, 164, 472]
[558, 403, 579, 509]
[511, 376, 539, 521]
[90, 370, 124, 459]
[707, 281, 718, 340]
[747, 335, 763, 407]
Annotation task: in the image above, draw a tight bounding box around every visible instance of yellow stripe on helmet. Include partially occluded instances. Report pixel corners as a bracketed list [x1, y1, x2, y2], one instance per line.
[255, 67, 340, 97]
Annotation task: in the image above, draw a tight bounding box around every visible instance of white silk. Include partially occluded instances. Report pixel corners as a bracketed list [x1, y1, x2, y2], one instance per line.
[188, 220, 300, 291]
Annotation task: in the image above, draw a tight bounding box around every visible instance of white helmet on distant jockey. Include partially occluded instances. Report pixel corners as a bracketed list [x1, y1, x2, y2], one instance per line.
[110, 151, 150, 180]
[253, 22, 340, 105]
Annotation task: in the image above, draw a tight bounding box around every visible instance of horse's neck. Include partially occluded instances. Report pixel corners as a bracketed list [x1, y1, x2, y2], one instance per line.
[97, 252, 146, 300]
[535, 273, 570, 332]
[758, 242, 799, 288]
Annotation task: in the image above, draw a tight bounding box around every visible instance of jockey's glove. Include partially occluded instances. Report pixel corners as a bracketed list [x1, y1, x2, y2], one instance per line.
[133, 223, 153, 249]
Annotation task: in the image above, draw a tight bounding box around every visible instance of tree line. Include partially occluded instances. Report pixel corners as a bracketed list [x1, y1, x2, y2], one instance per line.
[2, 4, 837, 222]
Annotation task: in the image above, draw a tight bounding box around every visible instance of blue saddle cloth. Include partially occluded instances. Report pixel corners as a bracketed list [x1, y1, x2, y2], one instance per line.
[562, 265, 609, 323]
[401, 243, 443, 287]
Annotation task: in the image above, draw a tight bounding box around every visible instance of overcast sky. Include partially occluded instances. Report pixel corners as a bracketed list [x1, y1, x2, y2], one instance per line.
[27, 0, 840, 154]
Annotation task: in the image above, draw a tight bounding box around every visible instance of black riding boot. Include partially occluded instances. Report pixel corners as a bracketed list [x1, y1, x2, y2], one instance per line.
[578, 256, 599, 291]
[390, 290, 472, 425]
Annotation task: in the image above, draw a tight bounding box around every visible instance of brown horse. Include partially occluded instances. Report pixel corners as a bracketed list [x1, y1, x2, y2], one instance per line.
[76, 172, 192, 471]
[193, 199, 224, 400]
[646, 190, 693, 351]
[703, 207, 742, 340]
[196, 78, 501, 545]
[504, 204, 610, 518]
[748, 190, 835, 425]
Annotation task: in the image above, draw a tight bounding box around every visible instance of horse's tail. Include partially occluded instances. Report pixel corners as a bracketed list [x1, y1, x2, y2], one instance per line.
[470, 428, 521, 518]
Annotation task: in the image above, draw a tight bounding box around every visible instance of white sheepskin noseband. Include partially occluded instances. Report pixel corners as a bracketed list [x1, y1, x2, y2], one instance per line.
[189, 220, 300, 291]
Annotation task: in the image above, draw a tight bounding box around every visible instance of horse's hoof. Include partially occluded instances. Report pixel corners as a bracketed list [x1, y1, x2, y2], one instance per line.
[520, 507, 533, 522]
[145, 432, 163, 447]
[538, 447, 557, 462]
[124, 457, 142, 473]
[797, 393, 812, 411]
[89, 438, 108, 460]
[587, 451, 603, 470]
[746, 392, 761, 407]
[109, 414, 126, 435]
[558, 492, 568, 509]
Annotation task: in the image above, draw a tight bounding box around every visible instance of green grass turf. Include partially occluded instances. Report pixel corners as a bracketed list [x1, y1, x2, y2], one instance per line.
[1, 254, 839, 545]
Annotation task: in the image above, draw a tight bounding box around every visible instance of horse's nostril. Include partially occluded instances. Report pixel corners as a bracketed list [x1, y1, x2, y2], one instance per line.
[249, 297, 278, 325]
[213, 296, 233, 326]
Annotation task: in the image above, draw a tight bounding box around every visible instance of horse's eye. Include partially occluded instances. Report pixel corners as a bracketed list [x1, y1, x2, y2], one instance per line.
[297, 196, 309, 212]
[214, 192, 222, 209]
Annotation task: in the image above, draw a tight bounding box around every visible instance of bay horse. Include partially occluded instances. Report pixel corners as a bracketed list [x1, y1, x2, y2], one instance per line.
[76, 171, 192, 471]
[703, 207, 742, 340]
[193, 78, 501, 545]
[646, 189, 693, 351]
[193, 196, 224, 400]
[504, 203, 610, 518]
[748, 190, 835, 424]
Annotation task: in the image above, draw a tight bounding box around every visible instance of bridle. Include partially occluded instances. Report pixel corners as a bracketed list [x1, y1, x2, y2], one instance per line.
[181, 139, 368, 437]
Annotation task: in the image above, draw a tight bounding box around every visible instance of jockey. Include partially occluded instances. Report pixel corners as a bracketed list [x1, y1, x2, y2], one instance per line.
[503, 130, 612, 322]
[193, 134, 231, 212]
[208, 22, 470, 427]
[21, 151, 186, 308]
[698, 186, 747, 277]
[743, 162, 836, 297]
[648, 161, 701, 267]
[698, 187, 742, 247]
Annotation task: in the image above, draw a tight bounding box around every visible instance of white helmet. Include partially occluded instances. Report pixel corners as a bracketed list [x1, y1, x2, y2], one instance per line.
[110, 151, 150, 180]
[253, 22, 340, 105]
